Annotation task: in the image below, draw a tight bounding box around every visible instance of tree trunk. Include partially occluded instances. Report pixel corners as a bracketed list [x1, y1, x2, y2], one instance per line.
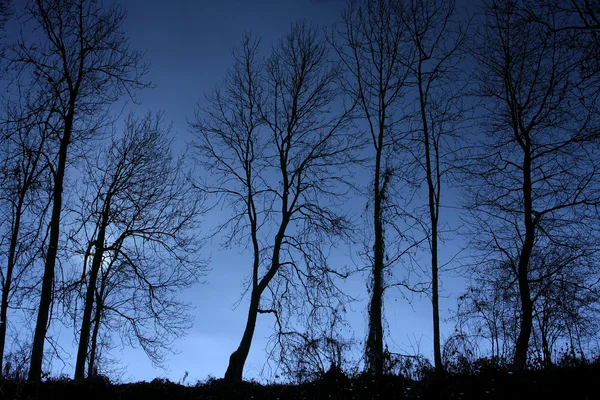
[514, 276, 533, 370]
[366, 262, 384, 376]
[75, 199, 110, 380]
[513, 147, 535, 371]
[88, 265, 109, 377]
[0, 197, 24, 375]
[366, 134, 385, 378]
[541, 326, 552, 368]
[224, 210, 289, 382]
[74, 235, 105, 379]
[417, 56, 443, 377]
[224, 291, 261, 382]
[29, 113, 73, 383]
[431, 228, 442, 374]
[87, 302, 102, 377]
[223, 200, 261, 383]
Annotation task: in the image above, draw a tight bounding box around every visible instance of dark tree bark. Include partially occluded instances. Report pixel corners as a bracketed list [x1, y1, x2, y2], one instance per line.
[225, 292, 261, 381]
[29, 110, 70, 382]
[86, 300, 101, 377]
[513, 147, 536, 370]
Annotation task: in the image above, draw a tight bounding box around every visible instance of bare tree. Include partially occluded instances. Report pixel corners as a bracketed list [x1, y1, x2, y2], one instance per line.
[332, 0, 417, 378]
[69, 112, 205, 379]
[191, 22, 358, 382]
[521, 246, 600, 367]
[0, 92, 54, 375]
[7, 0, 149, 382]
[400, 0, 468, 376]
[271, 308, 353, 384]
[259, 233, 356, 382]
[9, 0, 146, 382]
[465, 0, 600, 371]
[192, 33, 264, 382]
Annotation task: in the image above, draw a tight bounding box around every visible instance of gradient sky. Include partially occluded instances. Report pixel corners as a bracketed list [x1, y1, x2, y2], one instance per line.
[4, 0, 472, 384]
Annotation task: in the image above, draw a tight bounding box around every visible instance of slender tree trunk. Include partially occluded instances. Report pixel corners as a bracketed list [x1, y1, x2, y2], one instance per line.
[366, 128, 385, 378]
[513, 148, 535, 371]
[224, 185, 261, 383]
[29, 113, 73, 383]
[366, 239, 384, 377]
[223, 133, 293, 382]
[87, 302, 102, 377]
[541, 327, 551, 368]
[74, 228, 106, 379]
[224, 243, 284, 382]
[88, 266, 109, 377]
[417, 61, 443, 377]
[2, 125, 46, 376]
[431, 233, 441, 373]
[0, 197, 24, 374]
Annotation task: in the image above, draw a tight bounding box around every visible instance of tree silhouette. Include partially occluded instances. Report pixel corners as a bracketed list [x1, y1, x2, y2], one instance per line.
[456, 246, 600, 368]
[333, 0, 416, 378]
[400, 0, 468, 376]
[192, 22, 358, 382]
[8, 0, 149, 382]
[465, 0, 600, 371]
[70, 112, 205, 379]
[0, 90, 54, 376]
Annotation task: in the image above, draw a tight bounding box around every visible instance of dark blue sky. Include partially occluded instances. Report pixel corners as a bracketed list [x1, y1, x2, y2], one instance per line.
[123, 0, 347, 149]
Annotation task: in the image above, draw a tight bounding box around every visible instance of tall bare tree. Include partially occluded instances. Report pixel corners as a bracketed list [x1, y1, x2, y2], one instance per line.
[401, 0, 468, 376]
[8, 0, 149, 382]
[332, 0, 415, 378]
[0, 93, 53, 375]
[466, 0, 600, 371]
[70, 112, 205, 379]
[192, 22, 358, 382]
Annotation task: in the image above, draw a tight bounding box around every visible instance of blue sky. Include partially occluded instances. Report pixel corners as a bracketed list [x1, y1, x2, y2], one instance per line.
[4, 0, 473, 384]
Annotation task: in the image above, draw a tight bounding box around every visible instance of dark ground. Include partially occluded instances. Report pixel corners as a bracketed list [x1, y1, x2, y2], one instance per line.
[1, 361, 598, 399]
